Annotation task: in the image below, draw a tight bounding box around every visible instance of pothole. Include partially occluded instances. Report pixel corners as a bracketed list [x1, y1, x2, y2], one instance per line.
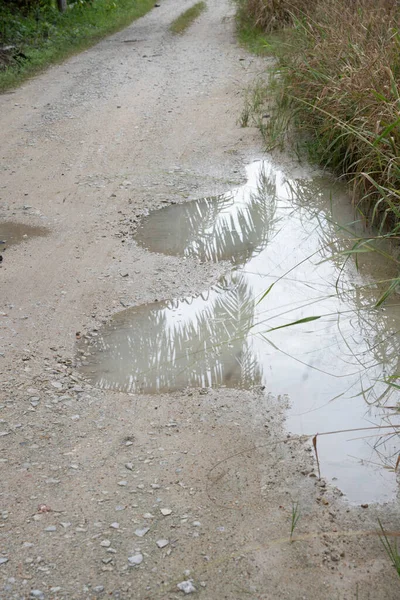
[77, 159, 400, 503]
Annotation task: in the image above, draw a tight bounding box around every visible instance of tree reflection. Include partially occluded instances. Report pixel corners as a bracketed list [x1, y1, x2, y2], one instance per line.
[135, 165, 278, 265]
[80, 273, 263, 393]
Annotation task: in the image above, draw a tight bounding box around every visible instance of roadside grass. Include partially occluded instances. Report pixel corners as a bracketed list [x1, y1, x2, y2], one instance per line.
[235, 0, 400, 237]
[0, 0, 155, 92]
[169, 1, 206, 35]
[378, 519, 400, 579]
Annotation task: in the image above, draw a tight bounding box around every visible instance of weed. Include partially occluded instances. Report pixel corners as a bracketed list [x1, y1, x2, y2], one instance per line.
[239, 79, 269, 128]
[378, 519, 400, 578]
[169, 2, 207, 35]
[290, 501, 301, 542]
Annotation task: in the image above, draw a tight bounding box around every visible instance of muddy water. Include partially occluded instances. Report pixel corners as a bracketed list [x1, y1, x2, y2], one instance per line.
[79, 160, 400, 503]
[0, 222, 48, 248]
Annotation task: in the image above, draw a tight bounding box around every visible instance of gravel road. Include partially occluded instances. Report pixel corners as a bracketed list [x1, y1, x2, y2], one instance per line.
[0, 0, 399, 598]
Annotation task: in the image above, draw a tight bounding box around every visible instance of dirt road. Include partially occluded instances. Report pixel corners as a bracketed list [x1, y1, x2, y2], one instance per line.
[0, 1, 399, 598]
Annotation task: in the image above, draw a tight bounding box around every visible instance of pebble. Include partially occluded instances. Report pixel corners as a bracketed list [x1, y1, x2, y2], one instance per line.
[93, 585, 104, 593]
[110, 522, 119, 529]
[143, 513, 154, 519]
[192, 521, 201, 527]
[177, 580, 196, 594]
[160, 508, 172, 516]
[30, 591, 44, 599]
[134, 527, 150, 537]
[118, 480, 128, 487]
[0, 557, 8, 565]
[100, 540, 111, 547]
[156, 539, 169, 548]
[128, 553, 143, 566]
[44, 526, 56, 532]
[125, 463, 134, 471]
[50, 588, 61, 593]
[115, 506, 125, 511]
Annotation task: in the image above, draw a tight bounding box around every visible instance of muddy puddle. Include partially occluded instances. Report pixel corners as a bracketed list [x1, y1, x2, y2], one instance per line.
[0, 221, 48, 249]
[78, 160, 400, 503]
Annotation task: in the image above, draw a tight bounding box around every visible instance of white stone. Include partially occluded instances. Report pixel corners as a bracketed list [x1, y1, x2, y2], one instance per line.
[128, 553, 143, 566]
[134, 527, 149, 537]
[177, 580, 196, 594]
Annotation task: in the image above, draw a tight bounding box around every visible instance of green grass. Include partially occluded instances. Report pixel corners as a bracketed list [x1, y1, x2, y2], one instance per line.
[169, 1, 206, 35]
[0, 0, 156, 92]
[378, 520, 400, 579]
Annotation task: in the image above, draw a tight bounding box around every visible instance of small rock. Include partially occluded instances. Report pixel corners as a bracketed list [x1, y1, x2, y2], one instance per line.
[361, 504, 369, 509]
[50, 588, 61, 593]
[192, 521, 201, 527]
[125, 463, 134, 471]
[177, 580, 196, 594]
[118, 480, 128, 487]
[93, 585, 104, 593]
[134, 527, 150, 537]
[100, 540, 111, 547]
[160, 508, 172, 516]
[156, 539, 169, 548]
[143, 513, 154, 519]
[30, 591, 44, 599]
[44, 526, 56, 532]
[0, 557, 8, 565]
[110, 522, 119, 529]
[128, 553, 143, 566]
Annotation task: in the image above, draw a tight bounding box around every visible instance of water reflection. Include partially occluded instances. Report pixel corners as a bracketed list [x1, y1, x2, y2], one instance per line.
[82, 274, 261, 393]
[135, 168, 278, 264]
[79, 160, 400, 502]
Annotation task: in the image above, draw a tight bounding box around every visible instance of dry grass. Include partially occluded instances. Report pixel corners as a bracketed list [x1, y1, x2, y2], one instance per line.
[237, 0, 400, 232]
[237, 0, 317, 32]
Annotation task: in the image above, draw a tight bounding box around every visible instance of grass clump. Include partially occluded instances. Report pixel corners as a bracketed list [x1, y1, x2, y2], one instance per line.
[236, 0, 318, 33]
[0, 0, 155, 92]
[236, 0, 400, 233]
[169, 1, 206, 35]
[379, 519, 400, 578]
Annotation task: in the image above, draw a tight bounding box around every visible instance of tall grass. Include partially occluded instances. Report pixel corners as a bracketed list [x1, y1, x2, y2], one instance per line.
[236, 0, 400, 234]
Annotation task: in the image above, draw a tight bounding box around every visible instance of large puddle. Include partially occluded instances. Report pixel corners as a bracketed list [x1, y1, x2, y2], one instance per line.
[78, 160, 400, 503]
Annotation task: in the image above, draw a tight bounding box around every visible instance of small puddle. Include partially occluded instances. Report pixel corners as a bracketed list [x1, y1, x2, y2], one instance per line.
[0, 222, 48, 249]
[78, 160, 400, 503]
